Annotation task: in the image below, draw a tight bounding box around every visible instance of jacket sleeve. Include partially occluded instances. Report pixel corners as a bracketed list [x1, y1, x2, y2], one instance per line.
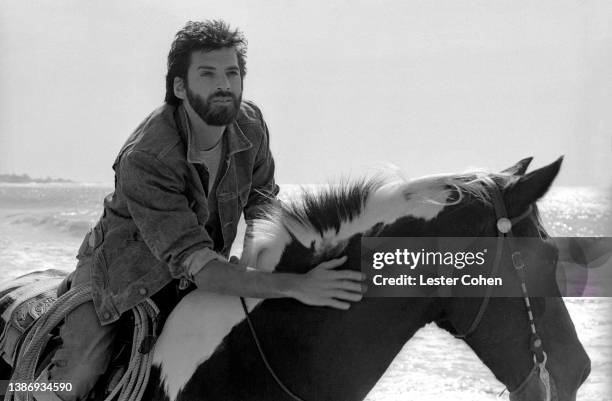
[243, 109, 280, 222]
[118, 150, 224, 279]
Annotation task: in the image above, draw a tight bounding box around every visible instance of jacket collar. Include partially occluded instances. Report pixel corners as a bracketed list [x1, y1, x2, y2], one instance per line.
[177, 103, 252, 163]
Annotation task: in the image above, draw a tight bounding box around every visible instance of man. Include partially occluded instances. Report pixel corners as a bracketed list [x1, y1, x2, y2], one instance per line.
[34, 20, 365, 401]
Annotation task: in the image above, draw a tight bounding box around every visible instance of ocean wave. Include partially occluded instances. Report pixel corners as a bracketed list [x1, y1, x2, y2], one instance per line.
[7, 211, 98, 237]
[0, 182, 113, 187]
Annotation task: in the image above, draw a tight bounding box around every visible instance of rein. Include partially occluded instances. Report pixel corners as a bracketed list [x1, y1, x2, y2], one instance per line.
[240, 297, 305, 401]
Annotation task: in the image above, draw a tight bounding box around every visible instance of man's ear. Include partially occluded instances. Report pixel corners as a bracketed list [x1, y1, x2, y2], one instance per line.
[503, 156, 563, 216]
[501, 157, 533, 176]
[173, 77, 186, 101]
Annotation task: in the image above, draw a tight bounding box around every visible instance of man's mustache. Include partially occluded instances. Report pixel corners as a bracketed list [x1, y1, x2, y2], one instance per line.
[209, 91, 237, 102]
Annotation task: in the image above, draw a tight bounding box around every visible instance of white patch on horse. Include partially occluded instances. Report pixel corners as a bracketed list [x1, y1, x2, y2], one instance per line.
[152, 292, 261, 401]
[249, 176, 455, 262]
[312, 178, 453, 254]
[241, 214, 291, 269]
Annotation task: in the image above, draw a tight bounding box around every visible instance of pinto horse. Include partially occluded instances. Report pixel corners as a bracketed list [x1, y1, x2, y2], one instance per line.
[145, 157, 590, 401]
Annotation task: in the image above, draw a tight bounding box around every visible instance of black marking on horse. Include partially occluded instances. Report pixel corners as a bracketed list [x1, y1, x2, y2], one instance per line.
[280, 177, 386, 236]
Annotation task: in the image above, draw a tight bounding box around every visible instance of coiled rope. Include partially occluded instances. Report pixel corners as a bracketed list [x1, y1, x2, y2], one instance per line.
[5, 284, 159, 401]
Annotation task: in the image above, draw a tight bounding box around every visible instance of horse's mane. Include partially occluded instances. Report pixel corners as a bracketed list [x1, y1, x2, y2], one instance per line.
[243, 169, 522, 269]
[281, 177, 387, 236]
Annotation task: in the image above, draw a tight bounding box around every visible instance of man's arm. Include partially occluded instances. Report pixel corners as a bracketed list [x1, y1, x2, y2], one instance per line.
[240, 104, 280, 261]
[243, 103, 280, 222]
[193, 256, 366, 310]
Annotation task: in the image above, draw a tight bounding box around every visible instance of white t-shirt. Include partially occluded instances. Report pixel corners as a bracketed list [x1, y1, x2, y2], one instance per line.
[197, 139, 223, 193]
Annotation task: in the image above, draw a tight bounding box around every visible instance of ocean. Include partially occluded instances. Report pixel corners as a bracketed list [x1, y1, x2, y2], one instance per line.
[0, 183, 610, 400]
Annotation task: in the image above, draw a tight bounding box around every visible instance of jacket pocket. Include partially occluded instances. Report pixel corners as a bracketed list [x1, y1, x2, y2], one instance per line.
[105, 240, 153, 288]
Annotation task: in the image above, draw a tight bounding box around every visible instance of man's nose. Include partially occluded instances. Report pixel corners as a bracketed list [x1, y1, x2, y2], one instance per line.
[215, 75, 230, 91]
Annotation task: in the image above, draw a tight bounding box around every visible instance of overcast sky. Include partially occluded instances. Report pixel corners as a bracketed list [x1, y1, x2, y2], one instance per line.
[1, 0, 611, 186]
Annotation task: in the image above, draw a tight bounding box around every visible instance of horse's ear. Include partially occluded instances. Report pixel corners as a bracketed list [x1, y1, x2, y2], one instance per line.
[501, 157, 533, 176]
[504, 156, 563, 216]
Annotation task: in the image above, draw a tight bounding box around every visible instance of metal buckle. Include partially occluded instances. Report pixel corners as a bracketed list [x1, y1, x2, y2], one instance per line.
[512, 251, 525, 269]
[497, 217, 512, 233]
[178, 278, 191, 290]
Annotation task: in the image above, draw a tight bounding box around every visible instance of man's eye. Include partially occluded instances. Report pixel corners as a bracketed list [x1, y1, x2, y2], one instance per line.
[201, 72, 214, 77]
[228, 71, 240, 77]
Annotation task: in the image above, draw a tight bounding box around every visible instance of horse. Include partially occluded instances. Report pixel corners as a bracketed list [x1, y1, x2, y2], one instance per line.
[0, 157, 590, 401]
[143, 157, 590, 401]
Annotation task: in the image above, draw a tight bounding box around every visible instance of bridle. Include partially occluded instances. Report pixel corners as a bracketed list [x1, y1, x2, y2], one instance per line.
[453, 186, 555, 401]
[240, 186, 556, 401]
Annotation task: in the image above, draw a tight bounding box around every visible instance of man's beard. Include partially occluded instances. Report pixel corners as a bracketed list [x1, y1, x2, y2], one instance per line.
[186, 87, 241, 126]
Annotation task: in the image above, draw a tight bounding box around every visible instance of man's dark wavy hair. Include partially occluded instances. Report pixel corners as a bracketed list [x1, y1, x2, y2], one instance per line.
[165, 20, 247, 106]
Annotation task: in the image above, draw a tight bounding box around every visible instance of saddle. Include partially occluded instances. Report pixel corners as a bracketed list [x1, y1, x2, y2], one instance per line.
[0, 270, 66, 368]
[0, 270, 135, 400]
[0, 270, 191, 400]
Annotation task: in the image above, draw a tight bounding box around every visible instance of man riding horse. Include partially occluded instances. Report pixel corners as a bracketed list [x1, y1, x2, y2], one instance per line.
[33, 20, 366, 401]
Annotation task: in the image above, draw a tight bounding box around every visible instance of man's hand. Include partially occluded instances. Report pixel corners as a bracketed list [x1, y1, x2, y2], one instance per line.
[286, 256, 367, 310]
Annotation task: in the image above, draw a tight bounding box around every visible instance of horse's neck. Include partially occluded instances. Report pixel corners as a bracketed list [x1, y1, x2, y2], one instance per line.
[223, 298, 433, 400]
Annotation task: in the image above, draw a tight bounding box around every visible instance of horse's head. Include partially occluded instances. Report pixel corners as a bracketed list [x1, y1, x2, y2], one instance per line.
[428, 157, 590, 401]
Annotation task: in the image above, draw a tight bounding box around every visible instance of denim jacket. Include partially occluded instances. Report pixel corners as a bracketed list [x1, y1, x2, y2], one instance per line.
[80, 101, 279, 325]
